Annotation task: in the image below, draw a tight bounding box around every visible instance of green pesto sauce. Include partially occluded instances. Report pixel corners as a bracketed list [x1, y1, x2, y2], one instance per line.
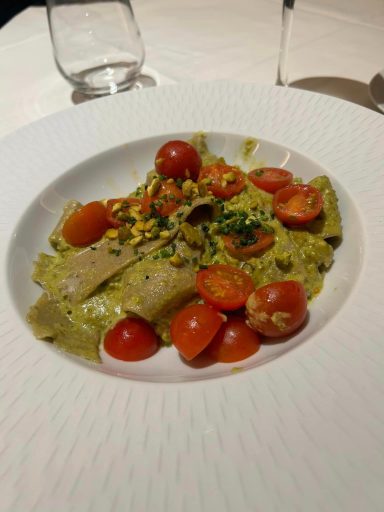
[30, 250, 123, 362]
[200, 177, 339, 301]
[28, 133, 342, 362]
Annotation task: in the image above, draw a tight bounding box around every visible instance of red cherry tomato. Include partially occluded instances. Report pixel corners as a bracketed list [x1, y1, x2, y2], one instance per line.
[248, 167, 293, 193]
[198, 164, 245, 199]
[196, 264, 255, 311]
[246, 280, 307, 337]
[223, 229, 274, 258]
[273, 184, 323, 226]
[170, 304, 224, 360]
[141, 181, 184, 217]
[104, 317, 159, 361]
[62, 201, 110, 247]
[106, 197, 142, 228]
[155, 140, 202, 181]
[205, 316, 261, 363]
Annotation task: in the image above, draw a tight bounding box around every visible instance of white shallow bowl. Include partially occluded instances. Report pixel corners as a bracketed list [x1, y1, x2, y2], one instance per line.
[8, 132, 361, 382]
[1, 81, 384, 511]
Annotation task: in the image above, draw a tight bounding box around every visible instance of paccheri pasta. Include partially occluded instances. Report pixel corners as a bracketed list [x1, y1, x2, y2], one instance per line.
[27, 133, 342, 364]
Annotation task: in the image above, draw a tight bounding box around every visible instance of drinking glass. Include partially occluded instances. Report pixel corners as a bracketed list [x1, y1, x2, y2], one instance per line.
[276, 0, 296, 86]
[47, 0, 146, 96]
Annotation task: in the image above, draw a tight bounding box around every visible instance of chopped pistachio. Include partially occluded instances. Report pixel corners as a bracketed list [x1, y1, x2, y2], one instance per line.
[144, 218, 156, 231]
[182, 179, 194, 198]
[191, 183, 199, 197]
[129, 235, 143, 246]
[131, 225, 142, 237]
[105, 228, 118, 240]
[197, 180, 208, 197]
[159, 230, 171, 239]
[147, 177, 161, 197]
[111, 202, 122, 213]
[179, 222, 203, 248]
[134, 220, 145, 232]
[169, 252, 184, 267]
[155, 157, 164, 167]
[223, 171, 237, 183]
[118, 225, 131, 241]
[129, 208, 143, 221]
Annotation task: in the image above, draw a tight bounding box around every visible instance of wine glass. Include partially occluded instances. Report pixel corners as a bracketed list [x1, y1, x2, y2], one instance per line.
[47, 0, 148, 96]
[276, 0, 296, 87]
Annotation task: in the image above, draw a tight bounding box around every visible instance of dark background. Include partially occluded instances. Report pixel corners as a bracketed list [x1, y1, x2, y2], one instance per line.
[1, 1, 46, 28]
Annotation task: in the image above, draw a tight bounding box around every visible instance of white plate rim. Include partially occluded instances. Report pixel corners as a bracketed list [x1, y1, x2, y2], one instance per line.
[1, 81, 384, 511]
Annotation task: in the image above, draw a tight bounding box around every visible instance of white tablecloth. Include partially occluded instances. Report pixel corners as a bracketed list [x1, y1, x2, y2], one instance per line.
[0, 0, 383, 137]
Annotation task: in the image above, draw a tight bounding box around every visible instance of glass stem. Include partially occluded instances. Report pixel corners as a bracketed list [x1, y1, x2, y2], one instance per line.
[276, 0, 296, 87]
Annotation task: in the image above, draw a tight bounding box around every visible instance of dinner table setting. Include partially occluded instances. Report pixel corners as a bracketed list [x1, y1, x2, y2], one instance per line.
[1, 1, 384, 511]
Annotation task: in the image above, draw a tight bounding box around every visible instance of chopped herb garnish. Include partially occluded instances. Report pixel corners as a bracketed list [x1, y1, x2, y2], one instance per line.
[209, 240, 217, 256]
[145, 275, 150, 280]
[254, 170, 264, 177]
[158, 174, 167, 181]
[199, 264, 209, 270]
[176, 178, 183, 188]
[155, 243, 176, 260]
[108, 248, 121, 256]
[90, 246, 97, 251]
[156, 216, 174, 230]
[184, 200, 192, 207]
[201, 223, 209, 233]
[214, 208, 273, 238]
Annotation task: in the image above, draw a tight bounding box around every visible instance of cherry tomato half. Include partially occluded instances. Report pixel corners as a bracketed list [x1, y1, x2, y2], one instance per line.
[104, 317, 159, 361]
[223, 229, 274, 258]
[248, 167, 293, 193]
[141, 181, 184, 217]
[198, 163, 245, 199]
[155, 140, 202, 181]
[170, 303, 224, 360]
[205, 316, 261, 363]
[246, 280, 307, 337]
[62, 201, 110, 247]
[106, 197, 142, 228]
[273, 184, 323, 226]
[196, 264, 255, 311]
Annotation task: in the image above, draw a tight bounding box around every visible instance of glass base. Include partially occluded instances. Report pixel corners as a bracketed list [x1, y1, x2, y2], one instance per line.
[71, 73, 157, 104]
[64, 61, 154, 96]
